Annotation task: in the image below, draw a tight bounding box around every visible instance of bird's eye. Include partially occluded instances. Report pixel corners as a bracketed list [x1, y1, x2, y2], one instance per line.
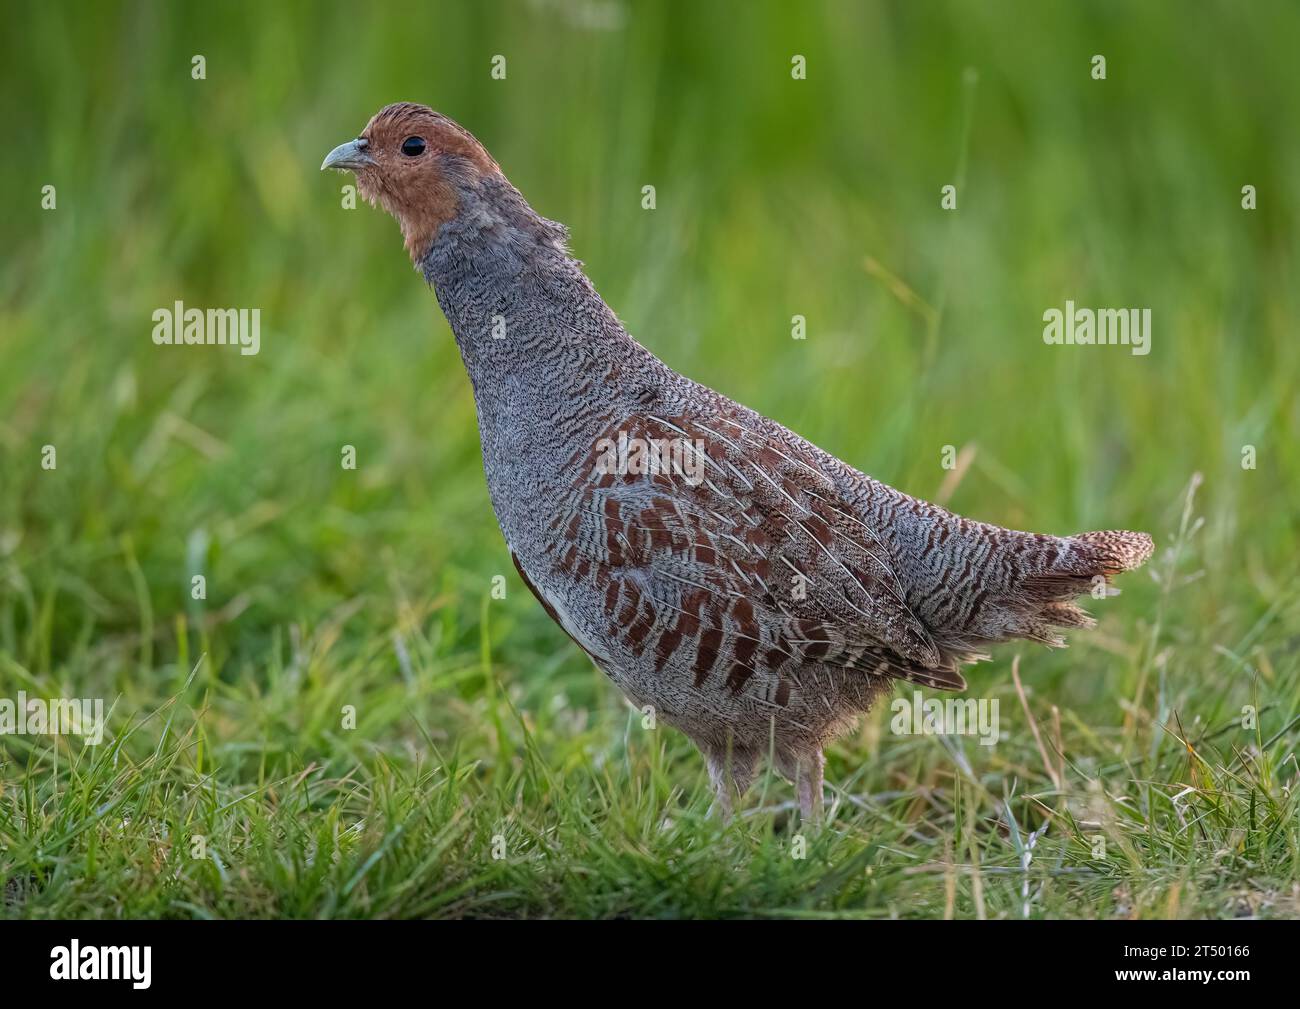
[401, 136, 426, 157]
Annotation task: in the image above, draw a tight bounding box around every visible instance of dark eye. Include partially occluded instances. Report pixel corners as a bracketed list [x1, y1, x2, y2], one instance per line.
[401, 136, 426, 157]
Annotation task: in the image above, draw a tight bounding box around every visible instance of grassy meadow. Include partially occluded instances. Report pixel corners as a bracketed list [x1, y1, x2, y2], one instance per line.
[1, 0, 1298, 918]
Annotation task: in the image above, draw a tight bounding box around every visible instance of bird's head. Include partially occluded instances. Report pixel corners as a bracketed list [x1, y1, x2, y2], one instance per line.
[321, 102, 500, 260]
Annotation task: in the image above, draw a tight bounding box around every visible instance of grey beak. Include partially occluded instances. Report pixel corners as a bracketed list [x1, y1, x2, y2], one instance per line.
[320, 138, 374, 172]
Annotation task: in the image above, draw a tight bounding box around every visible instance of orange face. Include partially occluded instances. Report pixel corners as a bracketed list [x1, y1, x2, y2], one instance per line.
[322, 103, 499, 260]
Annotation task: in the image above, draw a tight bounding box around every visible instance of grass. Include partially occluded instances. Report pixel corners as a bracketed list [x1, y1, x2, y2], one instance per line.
[1, 0, 1299, 918]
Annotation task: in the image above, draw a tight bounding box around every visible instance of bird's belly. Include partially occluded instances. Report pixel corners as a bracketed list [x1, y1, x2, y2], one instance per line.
[508, 542, 883, 749]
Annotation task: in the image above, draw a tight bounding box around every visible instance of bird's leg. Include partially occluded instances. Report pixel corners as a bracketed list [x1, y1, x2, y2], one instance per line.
[706, 756, 734, 823]
[779, 748, 825, 825]
[799, 750, 825, 824]
[704, 741, 759, 823]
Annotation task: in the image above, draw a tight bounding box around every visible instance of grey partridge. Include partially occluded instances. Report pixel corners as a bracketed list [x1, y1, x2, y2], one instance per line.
[322, 104, 1154, 820]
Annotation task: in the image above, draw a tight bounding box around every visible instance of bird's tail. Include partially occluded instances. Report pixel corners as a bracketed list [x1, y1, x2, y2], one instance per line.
[1000, 528, 1154, 647]
[930, 527, 1154, 661]
[1063, 529, 1155, 576]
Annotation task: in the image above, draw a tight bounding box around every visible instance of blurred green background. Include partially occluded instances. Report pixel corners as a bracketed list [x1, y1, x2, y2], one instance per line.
[1, 0, 1298, 918]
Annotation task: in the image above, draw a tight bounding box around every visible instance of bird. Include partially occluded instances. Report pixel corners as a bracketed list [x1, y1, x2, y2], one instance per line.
[322, 103, 1154, 821]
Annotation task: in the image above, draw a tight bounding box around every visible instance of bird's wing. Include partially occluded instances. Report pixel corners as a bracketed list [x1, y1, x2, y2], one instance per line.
[553, 408, 966, 693]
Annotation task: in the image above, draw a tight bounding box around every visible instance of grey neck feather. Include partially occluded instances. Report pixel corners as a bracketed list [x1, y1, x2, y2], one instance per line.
[415, 172, 661, 465]
[418, 174, 625, 369]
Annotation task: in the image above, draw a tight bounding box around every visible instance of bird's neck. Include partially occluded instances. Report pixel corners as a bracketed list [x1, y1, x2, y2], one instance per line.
[419, 176, 625, 367]
[417, 176, 655, 449]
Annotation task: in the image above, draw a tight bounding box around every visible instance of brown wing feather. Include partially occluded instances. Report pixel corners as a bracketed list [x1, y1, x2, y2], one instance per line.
[549, 407, 965, 694]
